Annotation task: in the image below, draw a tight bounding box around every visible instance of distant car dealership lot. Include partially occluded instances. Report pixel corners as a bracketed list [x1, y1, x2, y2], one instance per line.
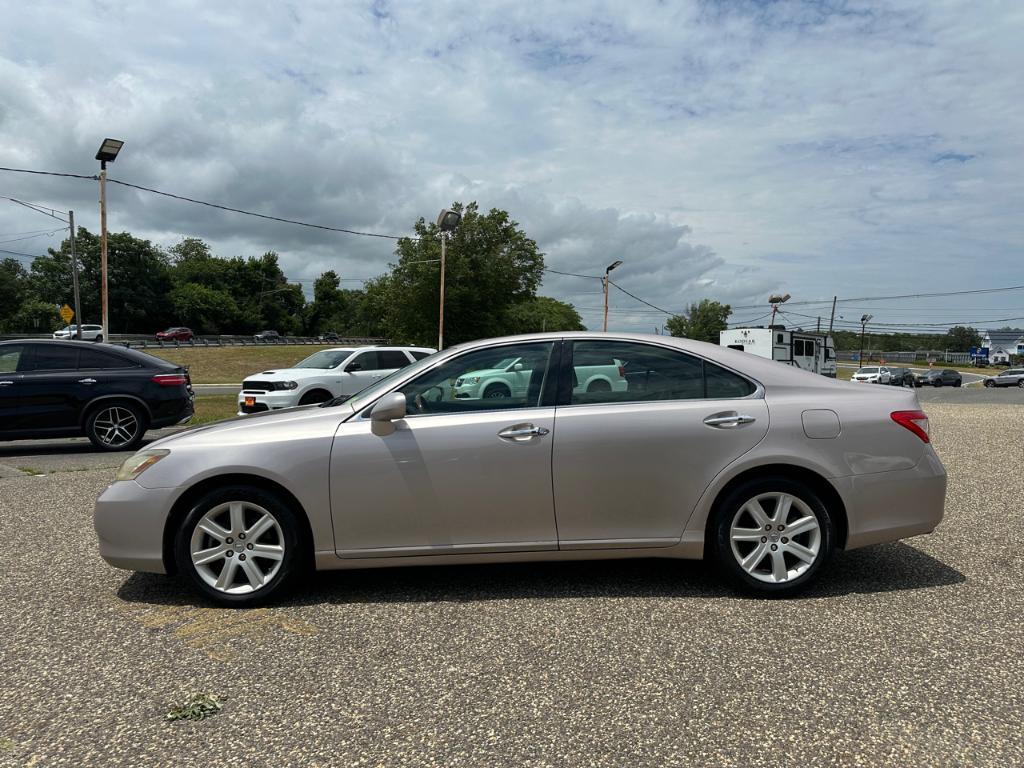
[0, 401, 1022, 766]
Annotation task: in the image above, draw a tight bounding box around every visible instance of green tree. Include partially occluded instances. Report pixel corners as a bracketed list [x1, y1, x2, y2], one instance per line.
[169, 283, 240, 334]
[375, 202, 545, 347]
[505, 296, 585, 334]
[666, 299, 732, 343]
[943, 325, 982, 352]
[0, 258, 30, 331]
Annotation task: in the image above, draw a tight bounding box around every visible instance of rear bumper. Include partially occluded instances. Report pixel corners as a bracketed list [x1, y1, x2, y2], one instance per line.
[836, 448, 947, 550]
[93, 480, 179, 573]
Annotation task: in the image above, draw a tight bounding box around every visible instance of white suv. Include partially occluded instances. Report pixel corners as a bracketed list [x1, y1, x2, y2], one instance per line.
[237, 346, 435, 414]
[852, 366, 892, 384]
[53, 324, 104, 342]
[452, 352, 627, 401]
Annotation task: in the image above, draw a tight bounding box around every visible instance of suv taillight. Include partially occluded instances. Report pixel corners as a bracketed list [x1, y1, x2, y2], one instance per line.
[152, 373, 188, 386]
[891, 410, 930, 443]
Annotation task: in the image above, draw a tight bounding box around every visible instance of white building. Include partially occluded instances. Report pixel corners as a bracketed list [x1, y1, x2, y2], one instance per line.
[981, 329, 1024, 364]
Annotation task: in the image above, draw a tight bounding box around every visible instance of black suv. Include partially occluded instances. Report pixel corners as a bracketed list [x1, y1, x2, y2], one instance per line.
[0, 340, 193, 450]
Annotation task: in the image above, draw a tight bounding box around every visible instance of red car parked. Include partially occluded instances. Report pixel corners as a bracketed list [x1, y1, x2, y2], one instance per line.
[156, 327, 194, 341]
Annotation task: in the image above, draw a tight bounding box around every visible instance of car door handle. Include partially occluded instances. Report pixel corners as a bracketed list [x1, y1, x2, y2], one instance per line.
[703, 413, 756, 428]
[498, 423, 550, 441]
[78, 378, 97, 385]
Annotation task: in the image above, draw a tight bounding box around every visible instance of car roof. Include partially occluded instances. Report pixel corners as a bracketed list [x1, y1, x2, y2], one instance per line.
[0, 339, 177, 369]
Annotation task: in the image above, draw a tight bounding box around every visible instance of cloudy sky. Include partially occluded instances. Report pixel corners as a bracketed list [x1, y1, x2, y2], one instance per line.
[1, 0, 1022, 333]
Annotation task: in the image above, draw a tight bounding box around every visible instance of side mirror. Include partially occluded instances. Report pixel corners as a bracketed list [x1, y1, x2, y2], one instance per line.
[370, 392, 406, 422]
[512, 363, 524, 372]
[347, 363, 362, 372]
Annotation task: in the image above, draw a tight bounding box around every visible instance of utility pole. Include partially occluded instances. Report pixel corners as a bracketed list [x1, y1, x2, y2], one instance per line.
[69, 211, 82, 340]
[816, 316, 821, 333]
[859, 314, 873, 363]
[99, 164, 109, 337]
[603, 260, 623, 332]
[438, 231, 447, 350]
[435, 208, 462, 350]
[827, 295, 837, 335]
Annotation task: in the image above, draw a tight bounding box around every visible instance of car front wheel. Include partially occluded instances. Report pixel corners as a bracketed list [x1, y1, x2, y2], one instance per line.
[985, 380, 995, 388]
[711, 476, 834, 597]
[85, 402, 147, 451]
[174, 485, 305, 607]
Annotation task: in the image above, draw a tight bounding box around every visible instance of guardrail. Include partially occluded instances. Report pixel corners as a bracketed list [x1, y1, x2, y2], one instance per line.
[0, 333, 387, 348]
[838, 350, 976, 364]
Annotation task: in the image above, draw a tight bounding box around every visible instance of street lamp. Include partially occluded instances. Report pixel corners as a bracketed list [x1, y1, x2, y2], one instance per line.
[768, 293, 791, 327]
[859, 314, 874, 363]
[603, 260, 623, 332]
[95, 138, 124, 339]
[436, 208, 462, 350]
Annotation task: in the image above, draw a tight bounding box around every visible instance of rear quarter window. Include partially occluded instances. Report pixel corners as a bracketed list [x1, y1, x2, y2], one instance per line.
[705, 362, 756, 399]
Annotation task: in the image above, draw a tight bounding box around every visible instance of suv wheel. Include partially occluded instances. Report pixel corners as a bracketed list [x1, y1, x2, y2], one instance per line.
[93, 334, 103, 343]
[711, 476, 834, 597]
[483, 383, 511, 399]
[174, 485, 304, 607]
[85, 402, 147, 451]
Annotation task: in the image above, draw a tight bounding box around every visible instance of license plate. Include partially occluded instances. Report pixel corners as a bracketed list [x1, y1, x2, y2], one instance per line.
[244, 396, 255, 407]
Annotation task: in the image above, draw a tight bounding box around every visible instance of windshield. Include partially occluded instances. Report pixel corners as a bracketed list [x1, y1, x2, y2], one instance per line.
[294, 350, 354, 369]
[491, 357, 520, 371]
[857, 367, 878, 374]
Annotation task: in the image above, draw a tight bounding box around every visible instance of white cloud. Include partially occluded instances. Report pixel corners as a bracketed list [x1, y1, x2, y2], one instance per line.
[1, 0, 1022, 332]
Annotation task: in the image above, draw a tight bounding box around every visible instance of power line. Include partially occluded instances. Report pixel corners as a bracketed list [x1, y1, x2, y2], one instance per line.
[731, 284, 1024, 310]
[544, 267, 602, 280]
[608, 279, 675, 315]
[2, 196, 70, 223]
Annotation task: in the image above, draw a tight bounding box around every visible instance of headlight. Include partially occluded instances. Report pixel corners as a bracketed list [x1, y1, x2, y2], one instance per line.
[277, 381, 298, 390]
[455, 377, 480, 387]
[115, 449, 169, 481]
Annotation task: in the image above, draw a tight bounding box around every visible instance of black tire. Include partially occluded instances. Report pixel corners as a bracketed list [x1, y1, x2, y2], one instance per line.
[934, 380, 942, 387]
[85, 401, 147, 451]
[954, 380, 962, 388]
[984, 380, 995, 388]
[1018, 380, 1024, 389]
[174, 485, 306, 607]
[710, 475, 834, 597]
[482, 383, 511, 399]
[586, 379, 612, 393]
[298, 389, 332, 405]
[93, 334, 103, 343]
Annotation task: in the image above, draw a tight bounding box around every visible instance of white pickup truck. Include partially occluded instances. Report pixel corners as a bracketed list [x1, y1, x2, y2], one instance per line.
[452, 354, 627, 401]
[238, 345, 435, 414]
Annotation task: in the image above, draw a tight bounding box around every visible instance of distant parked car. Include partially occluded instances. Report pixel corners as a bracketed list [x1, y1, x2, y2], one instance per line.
[318, 332, 341, 343]
[53, 324, 103, 342]
[156, 327, 194, 342]
[982, 368, 1024, 388]
[237, 345, 435, 414]
[887, 368, 919, 388]
[921, 369, 962, 387]
[0, 340, 193, 450]
[254, 330, 280, 342]
[852, 366, 891, 384]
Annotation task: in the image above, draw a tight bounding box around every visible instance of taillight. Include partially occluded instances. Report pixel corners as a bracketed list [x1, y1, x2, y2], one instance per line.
[152, 373, 188, 386]
[618, 365, 626, 378]
[891, 410, 930, 443]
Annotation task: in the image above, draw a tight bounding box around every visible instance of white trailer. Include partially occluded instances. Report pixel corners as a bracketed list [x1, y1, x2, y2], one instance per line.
[720, 327, 837, 377]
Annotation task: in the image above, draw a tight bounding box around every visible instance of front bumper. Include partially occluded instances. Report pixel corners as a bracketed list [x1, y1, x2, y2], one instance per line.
[237, 389, 300, 415]
[94, 480, 180, 573]
[836, 448, 947, 550]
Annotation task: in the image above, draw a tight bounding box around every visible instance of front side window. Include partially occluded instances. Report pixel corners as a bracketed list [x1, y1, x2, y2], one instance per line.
[0, 345, 24, 373]
[347, 351, 379, 371]
[394, 341, 557, 416]
[568, 341, 753, 405]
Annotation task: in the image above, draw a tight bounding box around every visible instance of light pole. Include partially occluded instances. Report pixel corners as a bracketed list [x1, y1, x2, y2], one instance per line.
[436, 208, 462, 350]
[859, 314, 873, 363]
[603, 260, 623, 332]
[95, 138, 124, 339]
[68, 210, 82, 340]
[768, 293, 791, 327]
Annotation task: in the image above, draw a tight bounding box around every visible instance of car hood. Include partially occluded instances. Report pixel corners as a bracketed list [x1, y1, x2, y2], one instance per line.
[147, 401, 354, 449]
[242, 368, 338, 382]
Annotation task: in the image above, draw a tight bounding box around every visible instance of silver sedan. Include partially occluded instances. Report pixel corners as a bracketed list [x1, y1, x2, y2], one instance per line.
[94, 332, 947, 606]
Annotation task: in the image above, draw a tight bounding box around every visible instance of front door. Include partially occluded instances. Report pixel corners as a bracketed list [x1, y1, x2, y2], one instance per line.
[0, 345, 26, 433]
[552, 340, 769, 548]
[17, 344, 87, 430]
[330, 340, 560, 556]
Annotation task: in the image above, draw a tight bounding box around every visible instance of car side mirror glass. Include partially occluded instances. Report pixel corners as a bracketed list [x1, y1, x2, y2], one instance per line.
[512, 363, 524, 371]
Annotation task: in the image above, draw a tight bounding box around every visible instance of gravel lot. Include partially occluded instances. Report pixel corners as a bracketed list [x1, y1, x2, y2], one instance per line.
[1, 403, 1022, 767]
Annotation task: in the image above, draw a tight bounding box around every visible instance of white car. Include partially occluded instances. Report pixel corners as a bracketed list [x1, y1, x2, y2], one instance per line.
[452, 351, 628, 401]
[53, 324, 104, 342]
[852, 366, 891, 384]
[238, 346, 434, 414]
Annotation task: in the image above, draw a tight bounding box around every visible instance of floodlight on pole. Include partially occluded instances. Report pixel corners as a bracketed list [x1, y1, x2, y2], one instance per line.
[95, 138, 124, 340]
[436, 208, 462, 350]
[859, 314, 874, 363]
[603, 260, 623, 332]
[768, 292, 791, 327]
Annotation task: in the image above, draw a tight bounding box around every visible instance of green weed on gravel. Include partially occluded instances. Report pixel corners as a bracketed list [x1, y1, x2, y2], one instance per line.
[166, 692, 225, 722]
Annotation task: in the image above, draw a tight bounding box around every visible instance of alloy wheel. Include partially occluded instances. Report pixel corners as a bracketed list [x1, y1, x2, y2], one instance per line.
[729, 492, 821, 584]
[189, 501, 285, 595]
[92, 406, 140, 448]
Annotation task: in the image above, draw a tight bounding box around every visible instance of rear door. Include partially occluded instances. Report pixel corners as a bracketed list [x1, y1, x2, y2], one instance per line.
[551, 339, 768, 548]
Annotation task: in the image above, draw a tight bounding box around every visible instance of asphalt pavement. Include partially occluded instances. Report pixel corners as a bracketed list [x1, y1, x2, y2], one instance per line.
[1, 403, 1022, 766]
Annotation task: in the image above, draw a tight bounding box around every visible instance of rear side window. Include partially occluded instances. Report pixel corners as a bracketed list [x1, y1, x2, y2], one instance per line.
[377, 350, 413, 369]
[27, 345, 79, 371]
[78, 349, 136, 369]
[0, 345, 25, 373]
[705, 362, 757, 398]
[409, 350, 432, 361]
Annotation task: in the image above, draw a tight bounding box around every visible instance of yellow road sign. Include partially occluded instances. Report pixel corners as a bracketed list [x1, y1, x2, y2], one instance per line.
[60, 304, 74, 324]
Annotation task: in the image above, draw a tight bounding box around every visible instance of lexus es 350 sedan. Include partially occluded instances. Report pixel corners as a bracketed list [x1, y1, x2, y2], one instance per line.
[94, 332, 947, 606]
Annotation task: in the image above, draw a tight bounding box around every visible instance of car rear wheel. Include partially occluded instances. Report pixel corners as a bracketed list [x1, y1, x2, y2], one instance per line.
[85, 402, 147, 451]
[711, 476, 834, 597]
[174, 485, 305, 607]
[93, 334, 103, 343]
[586, 379, 612, 393]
